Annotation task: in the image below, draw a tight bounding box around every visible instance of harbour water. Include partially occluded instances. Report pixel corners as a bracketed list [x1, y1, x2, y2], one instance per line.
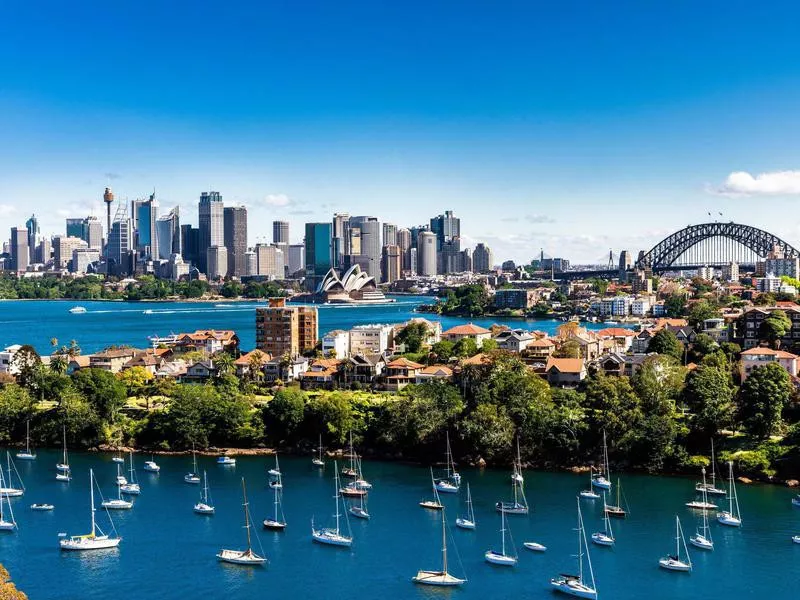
[0, 297, 620, 354]
[5, 451, 800, 599]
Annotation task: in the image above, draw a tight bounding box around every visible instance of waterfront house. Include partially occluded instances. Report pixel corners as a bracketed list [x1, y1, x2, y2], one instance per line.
[234, 349, 271, 379]
[183, 360, 216, 383]
[596, 352, 655, 377]
[493, 329, 536, 353]
[565, 331, 601, 361]
[299, 358, 344, 390]
[122, 350, 166, 375]
[345, 353, 387, 386]
[415, 365, 454, 384]
[155, 359, 188, 380]
[545, 357, 587, 387]
[263, 356, 308, 383]
[596, 327, 636, 353]
[176, 330, 240, 355]
[385, 357, 425, 391]
[525, 338, 556, 359]
[321, 330, 349, 359]
[66, 355, 91, 374]
[739, 347, 799, 382]
[442, 323, 492, 348]
[90, 348, 140, 374]
[0, 345, 21, 376]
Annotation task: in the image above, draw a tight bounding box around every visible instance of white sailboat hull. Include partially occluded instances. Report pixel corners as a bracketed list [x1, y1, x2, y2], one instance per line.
[143, 462, 160, 472]
[0, 488, 23, 498]
[434, 480, 459, 494]
[792, 535, 800, 544]
[484, 550, 517, 566]
[56, 463, 70, 472]
[349, 506, 370, 519]
[412, 570, 465, 586]
[591, 476, 611, 490]
[695, 483, 726, 496]
[194, 503, 215, 515]
[455, 518, 475, 530]
[496, 502, 528, 515]
[591, 532, 614, 547]
[312, 528, 352, 547]
[792, 497, 800, 507]
[60, 536, 120, 550]
[686, 501, 717, 510]
[579, 490, 600, 499]
[0, 520, 16, 531]
[216, 548, 266, 565]
[184, 474, 201, 484]
[716, 512, 741, 527]
[263, 519, 286, 530]
[312, 459, 325, 467]
[101, 500, 133, 510]
[689, 534, 713, 550]
[56, 473, 71, 482]
[120, 484, 140, 495]
[659, 557, 692, 572]
[30, 504, 54, 511]
[550, 578, 597, 599]
[15, 453, 35, 461]
[112, 458, 125, 464]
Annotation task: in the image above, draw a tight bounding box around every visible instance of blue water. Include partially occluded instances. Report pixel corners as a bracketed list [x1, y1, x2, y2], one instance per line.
[0, 297, 620, 354]
[5, 451, 799, 599]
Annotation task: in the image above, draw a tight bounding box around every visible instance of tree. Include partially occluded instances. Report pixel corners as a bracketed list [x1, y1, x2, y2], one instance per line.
[739, 363, 792, 438]
[452, 337, 478, 358]
[664, 294, 687, 318]
[395, 321, 429, 353]
[687, 300, 720, 328]
[461, 402, 515, 462]
[430, 340, 454, 362]
[0, 385, 35, 444]
[213, 353, 235, 378]
[262, 388, 307, 444]
[647, 329, 683, 361]
[11, 345, 41, 394]
[582, 372, 643, 457]
[759, 310, 791, 349]
[71, 368, 127, 423]
[117, 366, 154, 399]
[556, 321, 581, 340]
[691, 333, 719, 361]
[480, 339, 498, 353]
[683, 364, 735, 437]
[554, 339, 581, 359]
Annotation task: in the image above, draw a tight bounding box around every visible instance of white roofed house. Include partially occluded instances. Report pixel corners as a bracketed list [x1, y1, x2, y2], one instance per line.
[322, 330, 350, 359]
[0, 345, 22, 375]
[493, 329, 535, 353]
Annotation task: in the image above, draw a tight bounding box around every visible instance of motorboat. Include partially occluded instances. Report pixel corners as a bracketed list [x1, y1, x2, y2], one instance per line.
[523, 541, 547, 552]
[68, 306, 87, 314]
[217, 456, 236, 466]
[31, 503, 54, 511]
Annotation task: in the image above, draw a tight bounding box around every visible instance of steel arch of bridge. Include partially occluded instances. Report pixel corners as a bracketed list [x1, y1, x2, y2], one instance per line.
[635, 222, 800, 269]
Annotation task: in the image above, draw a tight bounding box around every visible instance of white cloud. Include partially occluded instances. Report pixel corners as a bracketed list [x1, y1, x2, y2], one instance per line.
[0, 205, 16, 217]
[263, 193, 291, 207]
[712, 170, 800, 196]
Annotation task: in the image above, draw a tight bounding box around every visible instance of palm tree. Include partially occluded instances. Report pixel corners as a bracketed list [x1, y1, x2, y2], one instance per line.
[214, 352, 235, 378]
[247, 351, 266, 384]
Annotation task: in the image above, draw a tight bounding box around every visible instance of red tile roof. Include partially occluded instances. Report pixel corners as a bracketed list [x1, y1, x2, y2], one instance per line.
[387, 357, 424, 369]
[740, 347, 798, 359]
[596, 327, 636, 338]
[545, 357, 586, 374]
[443, 323, 491, 336]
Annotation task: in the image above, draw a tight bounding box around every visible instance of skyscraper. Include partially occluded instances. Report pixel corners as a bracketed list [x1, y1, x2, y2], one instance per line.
[207, 246, 228, 280]
[25, 215, 38, 264]
[382, 223, 397, 247]
[417, 231, 437, 276]
[350, 216, 381, 280]
[66, 218, 84, 239]
[180, 224, 199, 267]
[430, 210, 460, 250]
[132, 194, 159, 259]
[396, 227, 412, 271]
[223, 206, 248, 277]
[472, 243, 493, 273]
[156, 207, 181, 260]
[332, 213, 351, 268]
[304, 222, 332, 291]
[288, 244, 305, 277]
[198, 191, 224, 274]
[107, 216, 133, 276]
[255, 243, 284, 279]
[85, 217, 103, 250]
[10, 227, 28, 273]
[381, 244, 402, 284]
[272, 220, 289, 245]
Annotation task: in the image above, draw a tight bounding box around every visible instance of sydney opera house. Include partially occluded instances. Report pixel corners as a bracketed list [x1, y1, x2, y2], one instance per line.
[315, 265, 393, 304]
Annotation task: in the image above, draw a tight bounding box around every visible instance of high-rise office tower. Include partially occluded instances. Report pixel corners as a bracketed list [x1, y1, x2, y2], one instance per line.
[304, 223, 332, 291]
[430, 210, 460, 251]
[272, 220, 289, 245]
[66, 218, 84, 239]
[350, 216, 381, 280]
[156, 207, 181, 260]
[224, 206, 248, 277]
[255, 243, 285, 279]
[107, 202, 133, 276]
[180, 225, 199, 267]
[10, 227, 28, 273]
[198, 191, 224, 273]
[381, 244, 402, 284]
[348, 226, 361, 256]
[332, 213, 351, 268]
[36, 238, 51, 265]
[396, 228, 412, 271]
[382, 223, 397, 248]
[131, 194, 159, 259]
[53, 236, 87, 270]
[288, 244, 305, 277]
[439, 238, 464, 274]
[85, 216, 103, 250]
[417, 231, 437, 276]
[472, 243, 493, 273]
[25, 215, 38, 264]
[206, 246, 228, 279]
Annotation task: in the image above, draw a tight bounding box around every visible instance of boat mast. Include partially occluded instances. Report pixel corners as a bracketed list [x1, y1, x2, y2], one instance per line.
[334, 463, 341, 535]
[701, 468, 709, 538]
[242, 478, 252, 552]
[501, 509, 507, 556]
[273, 475, 280, 522]
[710, 439, 717, 489]
[62, 425, 68, 466]
[440, 508, 448, 574]
[25, 420, 30, 454]
[729, 461, 740, 519]
[90, 469, 96, 537]
[467, 483, 474, 522]
[576, 499, 584, 584]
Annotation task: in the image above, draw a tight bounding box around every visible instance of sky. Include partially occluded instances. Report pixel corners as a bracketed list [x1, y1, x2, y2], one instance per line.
[2, 1, 800, 263]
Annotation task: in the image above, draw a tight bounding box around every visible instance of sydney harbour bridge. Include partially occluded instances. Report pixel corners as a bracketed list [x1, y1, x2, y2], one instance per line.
[558, 222, 800, 280]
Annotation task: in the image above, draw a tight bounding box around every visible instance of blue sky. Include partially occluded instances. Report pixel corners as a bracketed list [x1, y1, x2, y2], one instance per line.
[2, 1, 800, 262]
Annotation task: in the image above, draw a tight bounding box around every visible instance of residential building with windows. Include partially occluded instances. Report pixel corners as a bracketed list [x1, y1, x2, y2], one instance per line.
[322, 330, 349, 359]
[739, 347, 799, 382]
[442, 323, 491, 347]
[255, 297, 318, 358]
[349, 324, 394, 355]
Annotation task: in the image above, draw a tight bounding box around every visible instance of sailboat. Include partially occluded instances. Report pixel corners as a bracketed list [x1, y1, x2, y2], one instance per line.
[184, 445, 201, 484]
[60, 469, 121, 550]
[217, 478, 267, 565]
[412, 508, 466, 587]
[102, 469, 133, 510]
[659, 516, 692, 572]
[16, 420, 36, 461]
[341, 432, 358, 478]
[591, 431, 612, 491]
[550, 499, 597, 599]
[485, 509, 517, 566]
[510, 436, 524, 485]
[496, 459, 529, 515]
[690, 469, 714, 550]
[579, 467, 601, 500]
[263, 472, 286, 530]
[696, 439, 726, 496]
[591, 492, 614, 547]
[420, 467, 445, 510]
[717, 460, 742, 527]
[56, 425, 71, 481]
[434, 432, 461, 493]
[603, 478, 627, 519]
[267, 454, 281, 478]
[686, 464, 718, 510]
[143, 455, 160, 473]
[349, 488, 370, 520]
[311, 460, 353, 547]
[120, 451, 140, 495]
[194, 471, 215, 515]
[353, 455, 372, 490]
[112, 452, 125, 464]
[455, 483, 476, 530]
[1, 453, 24, 497]
[792, 494, 800, 508]
[0, 468, 17, 531]
[114, 461, 128, 486]
[312, 435, 325, 468]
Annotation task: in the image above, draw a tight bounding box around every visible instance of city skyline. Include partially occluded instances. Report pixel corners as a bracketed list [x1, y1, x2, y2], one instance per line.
[4, 3, 800, 261]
